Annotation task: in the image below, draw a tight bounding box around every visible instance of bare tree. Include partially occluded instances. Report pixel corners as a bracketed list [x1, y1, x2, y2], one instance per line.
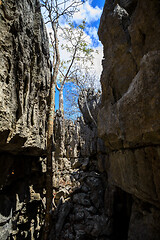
[54, 21, 94, 119]
[64, 69, 101, 122]
[40, 0, 96, 238]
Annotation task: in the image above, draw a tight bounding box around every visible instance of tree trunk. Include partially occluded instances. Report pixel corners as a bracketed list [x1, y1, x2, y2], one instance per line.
[43, 79, 55, 240]
[58, 85, 65, 157]
[59, 85, 64, 119]
[43, 21, 60, 240]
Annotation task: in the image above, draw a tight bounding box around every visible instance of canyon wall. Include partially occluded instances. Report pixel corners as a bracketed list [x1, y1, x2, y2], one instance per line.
[0, 0, 50, 238]
[0, 0, 160, 239]
[0, 0, 50, 155]
[98, 0, 160, 239]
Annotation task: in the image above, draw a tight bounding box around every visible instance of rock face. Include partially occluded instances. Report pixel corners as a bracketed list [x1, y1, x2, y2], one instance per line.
[0, 0, 50, 155]
[98, 0, 160, 239]
[50, 93, 109, 240]
[1, 0, 160, 239]
[0, 0, 50, 238]
[78, 89, 101, 127]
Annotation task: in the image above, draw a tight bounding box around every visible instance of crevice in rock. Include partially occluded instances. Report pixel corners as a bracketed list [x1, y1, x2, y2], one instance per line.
[112, 187, 132, 240]
[119, 0, 138, 15]
[6, 75, 10, 85]
[1, 0, 160, 239]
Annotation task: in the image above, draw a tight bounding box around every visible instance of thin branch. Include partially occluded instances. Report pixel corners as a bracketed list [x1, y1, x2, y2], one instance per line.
[49, 33, 56, 69]
[56, 84, 60, 91]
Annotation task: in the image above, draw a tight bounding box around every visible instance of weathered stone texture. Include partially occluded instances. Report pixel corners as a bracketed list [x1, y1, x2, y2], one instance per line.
[78, 89, 101, 127]
[107, 147, 160, 208]
[0, 0, 50, 239]
[0, 154, 45, 239]
[98, 0, 160, 239]
[98, 0, 160, 203]
[0, 0, 50, 155]
[98, 0, 160, 150]
[128, 198, 160, 240]
[1, 0, 160, 239]
[49, 93, 109, 240]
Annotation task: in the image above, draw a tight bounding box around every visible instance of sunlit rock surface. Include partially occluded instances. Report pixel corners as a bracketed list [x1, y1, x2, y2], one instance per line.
[0, 0, 50, 238]
[0, 0, 50, 155]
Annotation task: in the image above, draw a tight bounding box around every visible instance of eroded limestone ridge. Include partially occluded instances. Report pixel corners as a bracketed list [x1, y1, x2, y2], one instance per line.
[49, 90, 108, 239]
[0, 0, 160, 239]
[0, 0, 50, 238]
[98, 0, 160, 239]
[0, 0, 50, 155]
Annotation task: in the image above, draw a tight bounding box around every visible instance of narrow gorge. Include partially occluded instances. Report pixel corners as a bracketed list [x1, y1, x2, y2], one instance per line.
[0, 0, 160, 240]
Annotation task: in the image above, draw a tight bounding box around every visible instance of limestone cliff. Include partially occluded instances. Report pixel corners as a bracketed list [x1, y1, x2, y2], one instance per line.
[98, 0, 160, 239]
[0, 0, 50, 238]
[1, 0, 160, 239]
[0, 0, 50, 155]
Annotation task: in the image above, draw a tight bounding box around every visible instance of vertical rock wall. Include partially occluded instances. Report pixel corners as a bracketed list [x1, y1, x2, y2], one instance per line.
[0, 0, 50, 155]
[0, 0, 50, 238]
[1, 0, 160, 239]
[98, 0, 160, 239]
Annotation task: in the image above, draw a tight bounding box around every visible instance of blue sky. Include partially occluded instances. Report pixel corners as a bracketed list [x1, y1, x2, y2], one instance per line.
[73, 0, 105, 61]
[87, 0, 105, 29]
[91, 0, 105, 8]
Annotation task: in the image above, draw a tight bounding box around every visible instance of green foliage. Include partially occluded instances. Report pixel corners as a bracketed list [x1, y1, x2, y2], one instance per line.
[41, 0, 99, 114]
[57, 20, 95, 86]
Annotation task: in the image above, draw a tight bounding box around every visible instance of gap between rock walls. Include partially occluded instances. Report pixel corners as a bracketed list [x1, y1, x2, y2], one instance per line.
[0, 0, 160, 239]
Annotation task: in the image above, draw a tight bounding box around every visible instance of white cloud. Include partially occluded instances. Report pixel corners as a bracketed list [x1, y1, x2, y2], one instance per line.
[86, 26, 99, 41]
[46, 23, 103, 89]
[47, 23, 92, 61]
[45, 0, 104, 89]
[73, 1, 102, 24]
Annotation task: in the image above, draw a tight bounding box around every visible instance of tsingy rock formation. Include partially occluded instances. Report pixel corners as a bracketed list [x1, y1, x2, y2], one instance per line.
[98, 0, 160, 239]
[0, 0, 50, 155]
[1, 0, 160, 239]
[0, 0, 50, 238]
[49, 91, 109, 240]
